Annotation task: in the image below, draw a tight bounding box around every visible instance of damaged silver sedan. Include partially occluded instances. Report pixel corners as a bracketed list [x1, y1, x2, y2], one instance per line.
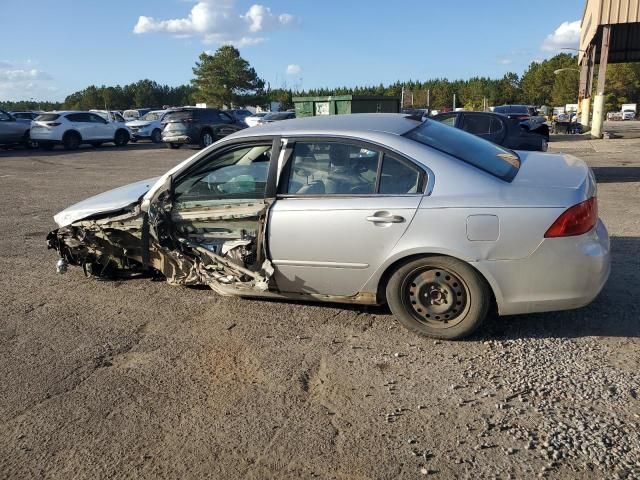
[48, 114, 610, 339]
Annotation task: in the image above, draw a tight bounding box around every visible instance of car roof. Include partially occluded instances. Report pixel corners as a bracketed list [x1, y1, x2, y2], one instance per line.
[231, 113, 421, 138]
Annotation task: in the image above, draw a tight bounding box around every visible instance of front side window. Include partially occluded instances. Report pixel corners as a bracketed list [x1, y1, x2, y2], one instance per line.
[89, 113, 107, 123]
[112, 112, 125, 123]
[173, 144, 272, 208]
[404, 119, 520, 181]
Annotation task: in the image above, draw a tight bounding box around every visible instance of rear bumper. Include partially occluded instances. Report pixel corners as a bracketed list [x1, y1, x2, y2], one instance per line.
[475, 219, 611, 316]
[162, 135, 193, 144]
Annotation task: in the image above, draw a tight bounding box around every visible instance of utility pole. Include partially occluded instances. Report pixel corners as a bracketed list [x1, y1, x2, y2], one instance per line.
[401, 86, 405, 109]
[453, 93, 456, 111]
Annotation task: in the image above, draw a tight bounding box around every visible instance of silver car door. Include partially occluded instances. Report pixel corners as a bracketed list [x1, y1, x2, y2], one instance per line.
[267, 140, 425, 297]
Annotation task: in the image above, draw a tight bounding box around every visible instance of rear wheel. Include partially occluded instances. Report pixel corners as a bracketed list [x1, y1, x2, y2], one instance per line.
[199, 130, 214, 149]
[23, 131, 37, 149]
[114, 129, 129, 147]
[167, 143, 181, 149]
[386, 256, 490, 340]
[62, 131, 81, 150]
[151, 129, 162, 144]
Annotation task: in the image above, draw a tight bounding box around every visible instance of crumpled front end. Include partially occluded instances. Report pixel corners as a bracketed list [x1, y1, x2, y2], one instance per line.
[47, 198, 274, 293]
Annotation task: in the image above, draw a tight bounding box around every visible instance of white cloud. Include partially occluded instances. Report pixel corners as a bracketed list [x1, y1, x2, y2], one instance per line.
[286, 64, 301, 75]
[0, 61, 55, 100]
[498, 58, 512, 65]
[542, 20, 581, 51]
[133, 0, 296, 46]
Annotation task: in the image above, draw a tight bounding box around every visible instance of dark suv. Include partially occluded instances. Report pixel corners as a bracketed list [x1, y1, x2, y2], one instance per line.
[161, 108, 245, 149]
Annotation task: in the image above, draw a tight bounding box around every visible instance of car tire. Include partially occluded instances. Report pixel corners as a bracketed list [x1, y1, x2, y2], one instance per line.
[167, 143, 181, 149]
[541, 138, 548, 152]
[23, 131, 37, 149]
[62, 131, 81, 151]
[385, 256, 490, 340]
[114, 129, 129, 147]
[199, 130, 214, 149]
[151, 129, 162, 144]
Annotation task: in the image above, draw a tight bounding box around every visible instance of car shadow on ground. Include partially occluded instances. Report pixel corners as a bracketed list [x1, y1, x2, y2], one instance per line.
[0, 142, 166, 157]
[592, 166, 640, 183]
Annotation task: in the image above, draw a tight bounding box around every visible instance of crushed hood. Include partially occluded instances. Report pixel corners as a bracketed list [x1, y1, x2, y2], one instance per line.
[53, 177, 159, 227]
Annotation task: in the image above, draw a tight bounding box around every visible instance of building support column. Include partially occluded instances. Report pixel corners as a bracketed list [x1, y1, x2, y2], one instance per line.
[592, 25, 611, 138]
[579, 45, 594, 129]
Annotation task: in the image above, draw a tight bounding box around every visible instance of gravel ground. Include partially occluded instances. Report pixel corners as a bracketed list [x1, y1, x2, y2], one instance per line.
[0, 140, 638, 479]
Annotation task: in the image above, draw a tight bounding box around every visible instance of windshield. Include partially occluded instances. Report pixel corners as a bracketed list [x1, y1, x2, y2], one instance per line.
[141, 111, 164, 121]
[123, 110, 139, 118]
[403, 119, 520, 181]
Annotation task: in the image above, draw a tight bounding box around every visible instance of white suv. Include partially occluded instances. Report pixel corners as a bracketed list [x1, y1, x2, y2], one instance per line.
[31, 111, 131, 150]
[126, 109, 168, 143]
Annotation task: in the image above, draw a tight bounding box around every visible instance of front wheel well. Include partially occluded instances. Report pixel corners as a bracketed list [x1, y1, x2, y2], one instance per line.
[375, 253, 497, 309]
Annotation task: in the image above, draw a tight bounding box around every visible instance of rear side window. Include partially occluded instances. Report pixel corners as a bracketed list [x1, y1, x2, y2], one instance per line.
[404, 119, 520, 181]
[493, 106, 508, 114]
[0, 110, 13, 121]
[379, 155, 420, 194]
[36, 114, 60, 121]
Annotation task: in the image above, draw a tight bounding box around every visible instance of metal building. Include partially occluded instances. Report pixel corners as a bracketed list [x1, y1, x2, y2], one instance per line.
[578, 0, 640, 137]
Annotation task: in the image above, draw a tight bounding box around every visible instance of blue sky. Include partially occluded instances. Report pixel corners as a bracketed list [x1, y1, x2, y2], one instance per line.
[0, 0, 584, 101]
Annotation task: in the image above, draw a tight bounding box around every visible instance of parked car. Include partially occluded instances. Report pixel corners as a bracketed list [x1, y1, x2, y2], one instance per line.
[493, 105, 549, 139]
[0, 109, 33, 147]
[90, 110, 128, 124]
[31, 111, 131, 150]
[257, 111, 296, 125]
[10, 111, 42, 121]
[227, 109, 253, 125]
[127, 110, 168, 143]
[123, 109, 152, 122]
[432, 111, 549, 151]
[245, 112, 268, 127]
[161, 107, 245, 149]
[607, 111, 624, 121]
[622, 109, 636, 120]
[47, 114, 610, 340]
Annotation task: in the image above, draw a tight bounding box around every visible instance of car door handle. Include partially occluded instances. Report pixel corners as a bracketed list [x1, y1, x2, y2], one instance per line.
[366, 212, 405, 224]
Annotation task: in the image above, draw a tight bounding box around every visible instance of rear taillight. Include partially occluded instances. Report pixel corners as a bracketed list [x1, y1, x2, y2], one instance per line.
[544, 197, 598, 238]
[43, 122, 61, 127]
[516, 115, 530, 120]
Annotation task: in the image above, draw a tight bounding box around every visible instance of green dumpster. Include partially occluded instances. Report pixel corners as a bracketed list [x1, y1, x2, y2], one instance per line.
[292, 95, 400, 118]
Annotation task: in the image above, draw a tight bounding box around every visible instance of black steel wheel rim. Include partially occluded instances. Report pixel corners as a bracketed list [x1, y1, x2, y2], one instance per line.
[402, 267, 470, 328]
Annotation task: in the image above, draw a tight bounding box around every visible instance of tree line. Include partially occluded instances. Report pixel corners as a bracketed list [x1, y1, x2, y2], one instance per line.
[1, 48, 638, 114]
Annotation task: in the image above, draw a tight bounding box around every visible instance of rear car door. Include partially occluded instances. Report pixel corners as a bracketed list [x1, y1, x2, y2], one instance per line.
[267, 139, 426, 296]
[66, 113, 96, 140]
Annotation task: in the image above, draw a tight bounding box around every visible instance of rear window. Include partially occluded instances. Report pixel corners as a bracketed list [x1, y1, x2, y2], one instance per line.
[165, 110, 195, 121]
[403, 119, 520, 182]
[36, 114, 60, 121]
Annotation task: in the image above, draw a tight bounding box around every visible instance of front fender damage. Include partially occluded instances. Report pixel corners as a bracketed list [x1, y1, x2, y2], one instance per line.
[47, 205, 273, 292]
